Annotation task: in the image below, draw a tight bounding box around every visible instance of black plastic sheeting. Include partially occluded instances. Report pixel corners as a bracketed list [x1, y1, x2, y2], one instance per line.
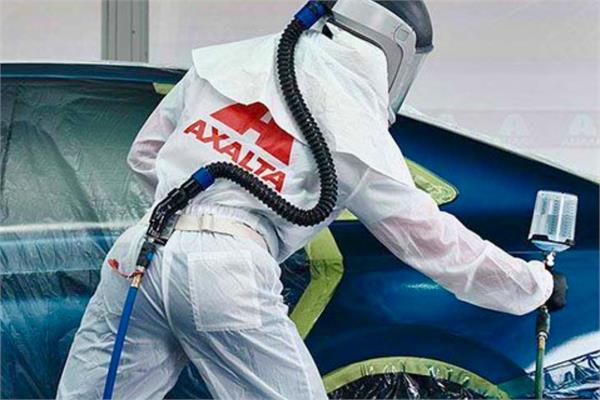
[327, 351, 600, 400]
[329, 373, 486, 399]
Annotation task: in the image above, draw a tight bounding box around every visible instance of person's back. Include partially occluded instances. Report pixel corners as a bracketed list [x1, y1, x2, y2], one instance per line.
[130, 25, 406, 261]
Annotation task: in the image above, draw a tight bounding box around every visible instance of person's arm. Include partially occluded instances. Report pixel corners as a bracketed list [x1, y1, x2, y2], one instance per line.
[127, 69, 195, 196]
[346, 163, 553, 316]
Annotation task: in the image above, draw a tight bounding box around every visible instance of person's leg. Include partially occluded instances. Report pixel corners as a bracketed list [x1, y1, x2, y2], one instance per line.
[190, 318, 326, 400]
[57, 226, 188, 399]
[164, 230, 328, 400]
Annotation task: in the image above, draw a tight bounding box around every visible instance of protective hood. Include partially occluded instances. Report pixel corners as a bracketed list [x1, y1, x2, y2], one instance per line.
[324, 0, 433, 115]
[191, 24, 408, 183]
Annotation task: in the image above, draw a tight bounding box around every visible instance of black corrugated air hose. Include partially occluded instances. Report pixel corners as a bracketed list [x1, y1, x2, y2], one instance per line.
[204, 19, 338, 227]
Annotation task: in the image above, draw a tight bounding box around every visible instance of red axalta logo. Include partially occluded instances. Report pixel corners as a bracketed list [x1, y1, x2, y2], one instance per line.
[211, 103, 293, 165]
[183, 103, 294, 192]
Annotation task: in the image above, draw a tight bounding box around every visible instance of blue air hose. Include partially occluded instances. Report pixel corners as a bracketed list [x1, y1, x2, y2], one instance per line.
[103, 2, 334, 398]
[102, 286, 139, 399]
[103, 243, 157, 399]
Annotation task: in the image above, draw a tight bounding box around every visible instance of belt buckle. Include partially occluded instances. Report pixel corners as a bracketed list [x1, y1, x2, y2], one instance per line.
[199, 214, 216, 232]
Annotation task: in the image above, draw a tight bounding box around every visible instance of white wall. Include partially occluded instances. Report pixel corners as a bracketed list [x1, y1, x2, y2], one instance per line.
[0, 0, 102, 61]
[406, 0, 600, 180]
[148, 0, 304, 67]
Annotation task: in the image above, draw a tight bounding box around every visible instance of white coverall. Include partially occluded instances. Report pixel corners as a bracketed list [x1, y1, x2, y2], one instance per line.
[57, 23, 553, 399]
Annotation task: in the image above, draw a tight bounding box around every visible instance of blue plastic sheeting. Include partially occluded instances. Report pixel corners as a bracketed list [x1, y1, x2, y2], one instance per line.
[536, 351, 600, 399]
[0, 76, 311, 399]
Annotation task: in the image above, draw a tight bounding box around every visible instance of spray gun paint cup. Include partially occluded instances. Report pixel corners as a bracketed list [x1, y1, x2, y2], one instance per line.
[529, 190, 578, 254]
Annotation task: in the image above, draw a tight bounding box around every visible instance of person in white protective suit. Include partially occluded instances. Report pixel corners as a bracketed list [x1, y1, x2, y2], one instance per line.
[57, 1, 566, 399]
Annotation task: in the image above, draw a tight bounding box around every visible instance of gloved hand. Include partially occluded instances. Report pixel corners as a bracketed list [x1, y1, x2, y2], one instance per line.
[546, 271, 567, 312]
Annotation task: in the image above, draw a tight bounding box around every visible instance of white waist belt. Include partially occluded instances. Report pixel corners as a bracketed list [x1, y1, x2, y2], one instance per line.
[140, 213, 268, 251]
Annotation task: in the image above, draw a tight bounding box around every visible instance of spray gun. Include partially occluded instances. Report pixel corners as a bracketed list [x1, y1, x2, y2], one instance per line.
[528, 190, 577, 399]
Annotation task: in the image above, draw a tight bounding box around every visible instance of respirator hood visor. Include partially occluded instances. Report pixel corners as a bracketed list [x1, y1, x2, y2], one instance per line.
[322, 0, 433, 117]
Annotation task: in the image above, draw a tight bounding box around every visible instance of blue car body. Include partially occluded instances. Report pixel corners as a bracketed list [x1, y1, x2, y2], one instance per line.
[1, 63, 598, 399]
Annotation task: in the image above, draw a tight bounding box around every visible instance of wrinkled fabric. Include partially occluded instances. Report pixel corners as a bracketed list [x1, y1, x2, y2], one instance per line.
[348, 167, 554, 316]
[57, 222, 326, 400]
[128, 26, 552, 315]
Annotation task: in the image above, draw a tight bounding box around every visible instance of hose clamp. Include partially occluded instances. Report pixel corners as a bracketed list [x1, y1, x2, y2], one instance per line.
[295, 1, 329, 29]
